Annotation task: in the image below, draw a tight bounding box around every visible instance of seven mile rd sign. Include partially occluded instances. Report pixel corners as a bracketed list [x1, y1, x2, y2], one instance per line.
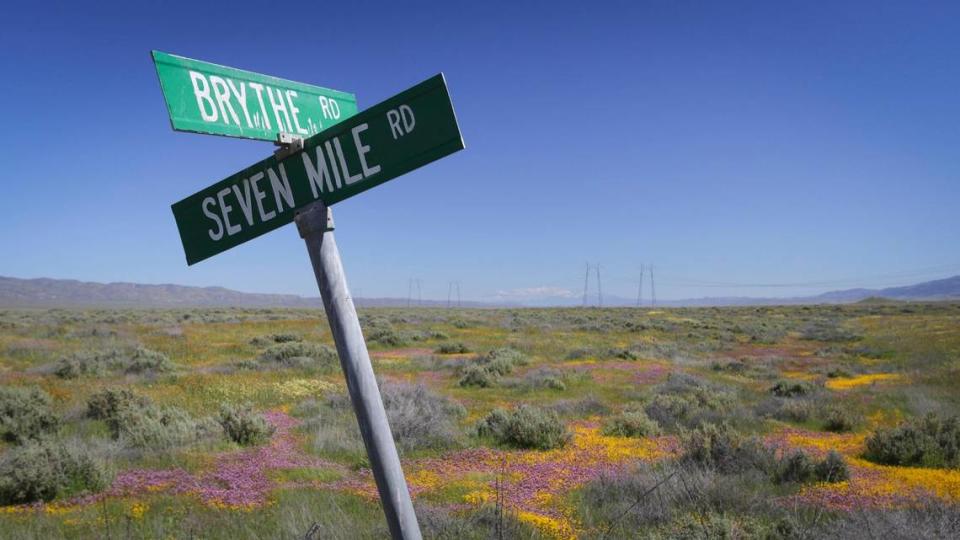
[171, 73, 464, 265]
[152, 50, 358, 141]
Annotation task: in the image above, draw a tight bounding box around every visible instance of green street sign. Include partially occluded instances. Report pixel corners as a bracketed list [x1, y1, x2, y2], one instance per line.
[172, 74, 464, 265]
[152, 50, 358, 141]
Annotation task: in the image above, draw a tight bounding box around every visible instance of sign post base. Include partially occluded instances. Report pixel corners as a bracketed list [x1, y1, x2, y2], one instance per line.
[295, 201, 421, 540]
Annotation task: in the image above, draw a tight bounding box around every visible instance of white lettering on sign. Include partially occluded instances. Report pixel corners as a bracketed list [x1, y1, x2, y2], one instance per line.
[319, 96, 338, 120]
[286, 90, 309, 135]
[201, 164, 296, 242]
[248, 82, 271, 130]
[226, 79, 253, 128]
[352, 123, 381, 178]
[267, 86, 292, 133]
[185, 71, 337, 136]
[250, 172, 274, 221]
[302, 124, 380, 198]
[210, 76, 240, 126]
[216, 187, 240, 236]
[189, 71, 218, 122]
[202, 197, 224, 240]
[387, 104, 415, 139]
[268, 164, 295, 212]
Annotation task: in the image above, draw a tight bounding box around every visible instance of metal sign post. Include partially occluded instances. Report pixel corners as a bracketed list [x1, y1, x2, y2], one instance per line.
[295, 202, 421, 539]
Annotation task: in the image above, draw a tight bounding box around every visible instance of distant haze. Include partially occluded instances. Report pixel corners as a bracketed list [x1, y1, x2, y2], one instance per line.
[1, 275, 957, 309]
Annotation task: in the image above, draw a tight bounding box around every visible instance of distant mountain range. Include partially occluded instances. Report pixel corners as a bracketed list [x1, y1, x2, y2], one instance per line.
[0, 275, 958, 309]
[0, 276, 488, 308]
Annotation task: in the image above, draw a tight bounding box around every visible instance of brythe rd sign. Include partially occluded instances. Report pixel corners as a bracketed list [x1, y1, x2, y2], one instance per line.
[152, 50, 358, 141]
[171, 73, 464, 265]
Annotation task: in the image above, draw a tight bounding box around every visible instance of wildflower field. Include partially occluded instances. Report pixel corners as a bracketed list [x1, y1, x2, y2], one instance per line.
[0, 302, 959, 538]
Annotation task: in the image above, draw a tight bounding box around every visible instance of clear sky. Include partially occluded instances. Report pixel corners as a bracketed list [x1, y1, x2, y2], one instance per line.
[1, 1, 958, 303]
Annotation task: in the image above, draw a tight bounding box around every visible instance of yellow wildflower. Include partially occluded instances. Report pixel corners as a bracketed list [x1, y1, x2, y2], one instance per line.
[826, 373, 903, 390]
[130, 502, 148, 520]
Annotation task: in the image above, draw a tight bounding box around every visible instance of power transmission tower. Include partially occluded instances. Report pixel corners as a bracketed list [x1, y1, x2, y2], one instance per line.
[407, 278, 413, 307]
[447, 281, 461, 308]
[582, 262, 591, 307]
[415, 279, 422, 306]
[636, 264, 644, 307]
[650, 265, 656, 307]
[596, 264, 603, 307]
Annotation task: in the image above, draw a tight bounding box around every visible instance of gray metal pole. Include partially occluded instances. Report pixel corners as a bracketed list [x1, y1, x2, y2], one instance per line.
[295, 201, 422, 540]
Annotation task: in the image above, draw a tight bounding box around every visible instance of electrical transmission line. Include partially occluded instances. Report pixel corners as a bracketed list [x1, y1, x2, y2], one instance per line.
[650, 264, 656, 307]
[447, 281, 462, 308]
[636, 264, 645, 307]
[582, 262, 591, 307]
[596, 264, 603, 307]
[407, 278, 423, 307]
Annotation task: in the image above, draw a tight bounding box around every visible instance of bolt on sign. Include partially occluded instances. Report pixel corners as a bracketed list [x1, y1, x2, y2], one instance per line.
[152, 50, 358, 141]
[171, 73, 464, 265]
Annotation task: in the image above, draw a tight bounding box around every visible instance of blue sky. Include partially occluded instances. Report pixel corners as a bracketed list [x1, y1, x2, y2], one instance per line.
[1, 1, 958, 303]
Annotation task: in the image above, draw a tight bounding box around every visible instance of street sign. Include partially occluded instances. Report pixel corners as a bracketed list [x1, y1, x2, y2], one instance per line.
[172, 73, 464, 265]
[152, 50, 358, 141]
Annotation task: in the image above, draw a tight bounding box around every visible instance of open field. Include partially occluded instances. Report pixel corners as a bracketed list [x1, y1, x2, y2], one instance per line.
[1, 302, 959, 539]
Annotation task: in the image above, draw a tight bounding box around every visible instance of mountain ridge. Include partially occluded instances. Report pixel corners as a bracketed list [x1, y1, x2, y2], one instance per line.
[0, 274, 957, 308]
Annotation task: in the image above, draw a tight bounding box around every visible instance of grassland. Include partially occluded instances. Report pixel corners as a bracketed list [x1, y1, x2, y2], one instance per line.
[0, 302, 959, 538]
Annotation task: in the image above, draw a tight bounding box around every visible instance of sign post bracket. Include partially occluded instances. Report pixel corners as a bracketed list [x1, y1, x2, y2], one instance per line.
[274, 133, 305, 160]
[294, 201, 422, 540]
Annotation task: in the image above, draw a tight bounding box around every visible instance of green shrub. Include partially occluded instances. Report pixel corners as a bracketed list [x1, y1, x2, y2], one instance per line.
[86, 388, 151, 421]
[663, 511, 773, 539]
[711, 359, 748, 374]
[774, 449, 849, 484]
[774, 450, 817, 483]
[219, 403, 275, 446]
[118, 405, 214, 449]
[608, 348, 637, 360]
[484, 356, 517, 376]
[822, 406, 860, 432]
[815, 450, 850, 482]
[800, 319, 862, 342]
[54, 349, 120, 378]
[776, 400, 813, 423]
[366, 327, 408, 347]
[249, 333, 302, 346]
[826, 366, 852, 378]
[865, 414, 960, 468]
[435, 342, 470, 354]
[458, 365, 494, 388]
[380, 381, 465, 452]
[601, 410, 660, 438]
[0, 386, 59, 444]
[565, 347, 592, 360]
[88, 388, 214, 449]
[479, 347, 528, 375]
[125, 347, 175, 374]
[548, 396, 610, 418]
[770, 379, 815, 398]
[258, 341, 337, 371]
[55, 347, 173, 378]
[522, 367, 567, 391]
[682, 422, 772, 473]
[476, 405, 570, 450]
[644, 394, 693, 428]
[0, 439, 113, 504]
[644, 376, 736, 430]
